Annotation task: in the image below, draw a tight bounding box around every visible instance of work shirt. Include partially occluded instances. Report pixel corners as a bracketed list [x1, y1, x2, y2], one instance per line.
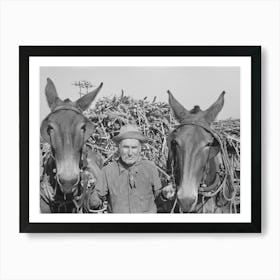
[90, 159, 163, 213]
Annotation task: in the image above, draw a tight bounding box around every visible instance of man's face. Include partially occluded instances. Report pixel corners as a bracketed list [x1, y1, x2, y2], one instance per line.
[119, 138, 141, 166]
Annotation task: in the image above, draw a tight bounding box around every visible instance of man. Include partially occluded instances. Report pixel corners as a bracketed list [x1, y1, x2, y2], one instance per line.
[87, 124, 175, 213]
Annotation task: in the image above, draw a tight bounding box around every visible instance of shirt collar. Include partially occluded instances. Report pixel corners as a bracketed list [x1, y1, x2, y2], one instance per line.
[117, 158, 142, 174]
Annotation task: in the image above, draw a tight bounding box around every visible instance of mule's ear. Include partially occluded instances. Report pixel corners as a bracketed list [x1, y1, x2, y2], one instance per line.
[204, 91, 225, 124]
[45, 78, 61, 111]
[167, 90, 190, 122]
[76, 82, 103, 111]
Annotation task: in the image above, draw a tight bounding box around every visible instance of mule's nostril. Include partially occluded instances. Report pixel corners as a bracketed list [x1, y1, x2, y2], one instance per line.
[57, 176, 80, 193]
[177, 193, 197, 213]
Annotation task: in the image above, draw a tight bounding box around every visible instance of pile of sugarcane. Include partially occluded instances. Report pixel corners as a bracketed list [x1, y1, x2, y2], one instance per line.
[40, 94, 240, 212]
[213, 119, 240, 175]
[84, 95, 240, 178]
[84, 94, 178, 173]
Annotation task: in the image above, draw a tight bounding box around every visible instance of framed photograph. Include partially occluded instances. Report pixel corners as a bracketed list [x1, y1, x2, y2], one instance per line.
[20, 46, 261, 233]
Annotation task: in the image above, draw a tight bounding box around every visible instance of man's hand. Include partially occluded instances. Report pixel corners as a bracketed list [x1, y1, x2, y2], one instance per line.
[87, 191, 102, 210]
[161, 184, 176, 200]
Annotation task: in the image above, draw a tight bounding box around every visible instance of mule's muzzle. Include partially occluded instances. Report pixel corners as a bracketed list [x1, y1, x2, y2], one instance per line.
[177, 190, 198, 213]
[57, 175, 80, 194]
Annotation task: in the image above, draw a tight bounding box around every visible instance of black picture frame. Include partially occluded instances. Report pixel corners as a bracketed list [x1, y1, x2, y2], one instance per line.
[20, 46, 261, 233]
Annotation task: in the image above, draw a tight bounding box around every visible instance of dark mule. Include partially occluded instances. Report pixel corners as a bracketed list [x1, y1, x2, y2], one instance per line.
[40, 78, 103, 213]
[167, 91, 236, 213]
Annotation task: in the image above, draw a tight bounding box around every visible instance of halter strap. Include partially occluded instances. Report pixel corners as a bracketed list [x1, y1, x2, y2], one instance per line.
[52, 105, 83, 114]
[177, 121, 218, 139]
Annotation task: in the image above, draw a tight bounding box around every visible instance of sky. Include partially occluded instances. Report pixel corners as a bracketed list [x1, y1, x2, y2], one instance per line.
[40, 67, 240, 121]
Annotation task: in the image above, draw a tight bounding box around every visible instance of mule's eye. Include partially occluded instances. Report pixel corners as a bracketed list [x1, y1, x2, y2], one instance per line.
[81, 124, 86, 132]
[47, 124, 53, 135]
[205, 142, 212, 147]
[172, 139, 179, 147]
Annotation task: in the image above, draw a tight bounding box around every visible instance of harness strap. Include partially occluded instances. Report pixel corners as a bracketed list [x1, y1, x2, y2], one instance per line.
[199, 171, 220, 193]
[200, 174, 227, 198]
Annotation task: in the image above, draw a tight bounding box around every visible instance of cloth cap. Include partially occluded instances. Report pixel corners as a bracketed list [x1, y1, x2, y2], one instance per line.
[112, 124, 148, 143]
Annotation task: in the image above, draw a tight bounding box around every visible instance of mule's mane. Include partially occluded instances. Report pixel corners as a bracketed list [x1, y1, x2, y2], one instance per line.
[190, 105, 201, 114]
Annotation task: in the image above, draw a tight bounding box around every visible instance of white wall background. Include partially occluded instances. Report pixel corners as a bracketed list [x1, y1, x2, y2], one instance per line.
[0, 0, 279, 279]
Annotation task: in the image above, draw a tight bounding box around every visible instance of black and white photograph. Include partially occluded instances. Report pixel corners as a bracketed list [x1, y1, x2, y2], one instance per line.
[20, 46, 260, 232]
[40, 67, 240, 215]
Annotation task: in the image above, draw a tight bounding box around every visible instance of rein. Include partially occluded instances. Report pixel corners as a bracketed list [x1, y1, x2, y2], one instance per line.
[169, 121, 237, 213]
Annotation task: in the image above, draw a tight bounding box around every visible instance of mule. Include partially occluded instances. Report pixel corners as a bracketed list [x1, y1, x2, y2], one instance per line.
[167, 90, 236, 213]
[40, 78, 103, 212]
